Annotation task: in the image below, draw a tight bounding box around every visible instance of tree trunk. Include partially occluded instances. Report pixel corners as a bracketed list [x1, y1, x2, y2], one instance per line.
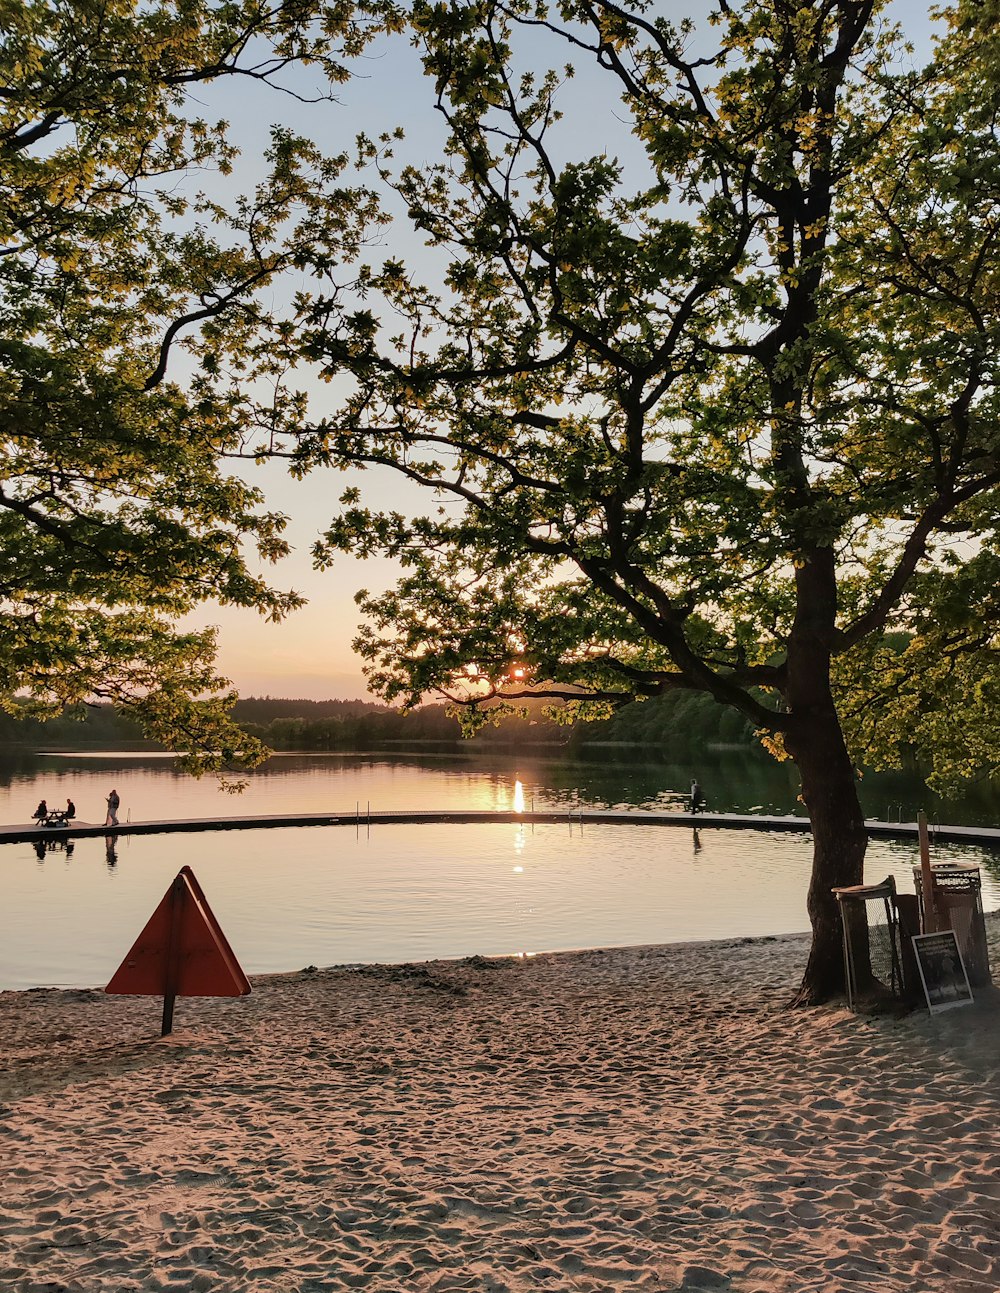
[783, 549, 869, 1006]
[786, 710, 868, 1004]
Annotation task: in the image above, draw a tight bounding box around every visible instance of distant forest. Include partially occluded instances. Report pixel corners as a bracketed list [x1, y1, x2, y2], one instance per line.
[0, 691, 761, 758]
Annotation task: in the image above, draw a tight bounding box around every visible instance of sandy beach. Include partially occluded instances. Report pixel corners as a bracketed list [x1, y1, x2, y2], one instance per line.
[3, 922, 1000, 1293]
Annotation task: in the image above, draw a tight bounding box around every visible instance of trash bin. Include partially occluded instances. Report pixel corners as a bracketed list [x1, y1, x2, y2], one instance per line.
[912, 863, 992, 988]
[832, 876, 910, 1012]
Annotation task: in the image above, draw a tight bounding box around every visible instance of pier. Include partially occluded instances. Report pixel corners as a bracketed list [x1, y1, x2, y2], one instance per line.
[2, 809, 999, 848]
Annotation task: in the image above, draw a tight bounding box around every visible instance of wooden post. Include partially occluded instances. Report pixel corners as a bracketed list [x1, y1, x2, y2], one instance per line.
[918, 810, 938, 934]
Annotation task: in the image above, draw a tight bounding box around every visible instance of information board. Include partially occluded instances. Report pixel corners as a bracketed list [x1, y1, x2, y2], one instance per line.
[912, 931, 974, 1014]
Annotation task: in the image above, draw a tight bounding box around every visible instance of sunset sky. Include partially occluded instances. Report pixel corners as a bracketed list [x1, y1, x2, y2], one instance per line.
[184, 1, 938, 701]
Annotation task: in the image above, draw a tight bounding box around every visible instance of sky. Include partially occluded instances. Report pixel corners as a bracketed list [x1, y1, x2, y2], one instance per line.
[178, 0, 941, 702]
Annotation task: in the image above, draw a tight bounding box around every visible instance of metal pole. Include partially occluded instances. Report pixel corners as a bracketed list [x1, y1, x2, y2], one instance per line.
[161, 874, 185, 1036]
[838, 898, 854, 1012]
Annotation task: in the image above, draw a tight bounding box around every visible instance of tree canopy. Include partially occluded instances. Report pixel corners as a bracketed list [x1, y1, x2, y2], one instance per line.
[269, 0, 1000, 998]
[0, 0, 372, 774]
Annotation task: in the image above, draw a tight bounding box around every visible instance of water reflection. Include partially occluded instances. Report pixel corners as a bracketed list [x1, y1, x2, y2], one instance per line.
[105, 835, 119, 868]
[33, 837, 74, 862]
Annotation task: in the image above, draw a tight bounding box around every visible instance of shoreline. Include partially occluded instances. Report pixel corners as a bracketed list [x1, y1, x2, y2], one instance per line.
[2, 928, 817, 998]
[3, 927, 1000, 1291]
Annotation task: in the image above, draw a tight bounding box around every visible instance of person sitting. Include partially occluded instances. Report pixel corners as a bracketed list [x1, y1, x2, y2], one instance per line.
[32, 799, 47, 822]
[65, 798, 76, 820]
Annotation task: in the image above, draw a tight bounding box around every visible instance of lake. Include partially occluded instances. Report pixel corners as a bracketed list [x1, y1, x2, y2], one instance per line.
[3, 750, 999, 990]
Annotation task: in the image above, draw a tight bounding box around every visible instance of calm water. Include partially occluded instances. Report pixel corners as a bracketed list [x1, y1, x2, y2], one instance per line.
[3, 750, 999, 990]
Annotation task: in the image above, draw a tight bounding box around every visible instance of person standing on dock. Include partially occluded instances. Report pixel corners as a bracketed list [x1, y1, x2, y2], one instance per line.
[105, 788, 120, 827]
[689, 779, 704, 815]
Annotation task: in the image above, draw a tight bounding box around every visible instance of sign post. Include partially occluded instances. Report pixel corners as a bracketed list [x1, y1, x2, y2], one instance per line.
[161, 873, 185, 1035]
[106, 866, 251, 1035]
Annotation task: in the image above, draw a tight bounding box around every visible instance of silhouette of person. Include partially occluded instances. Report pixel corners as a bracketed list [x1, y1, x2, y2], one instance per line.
[689, 779, 705, 814]
[105, 789, 120, 826]
[65, 798, 76, 820]
[32, 799, 47, 822]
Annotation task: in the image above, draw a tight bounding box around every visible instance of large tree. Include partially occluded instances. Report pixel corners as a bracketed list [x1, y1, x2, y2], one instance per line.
[279, 0, 1000, 1000]
[0, 0, 373, 774]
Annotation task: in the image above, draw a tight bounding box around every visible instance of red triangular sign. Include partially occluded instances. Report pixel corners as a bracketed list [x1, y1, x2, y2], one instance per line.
[106, 866, 251, 998]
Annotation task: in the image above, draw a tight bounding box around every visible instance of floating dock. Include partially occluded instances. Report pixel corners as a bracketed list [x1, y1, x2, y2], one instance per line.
[2, 809, 999, 848]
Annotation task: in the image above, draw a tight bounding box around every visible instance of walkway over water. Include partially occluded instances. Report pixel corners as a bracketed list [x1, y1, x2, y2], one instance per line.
[2, 809, 999, 848]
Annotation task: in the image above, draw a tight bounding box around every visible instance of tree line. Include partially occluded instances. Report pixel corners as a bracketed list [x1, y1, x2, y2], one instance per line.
[0, 692, 758, 756]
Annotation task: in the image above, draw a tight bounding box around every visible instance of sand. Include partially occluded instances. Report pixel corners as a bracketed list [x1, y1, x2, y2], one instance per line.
[3, 922, 1000, 1293]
